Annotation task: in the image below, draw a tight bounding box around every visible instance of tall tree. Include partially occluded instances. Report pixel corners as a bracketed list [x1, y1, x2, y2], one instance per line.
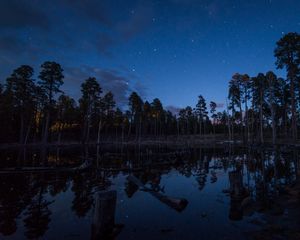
[252, 73, 267, 143]
[128, 92, 143, 139]
[196, 95, 208, 135]
[274, 32, 300, 141]
[38, 61, 64, 144]
[266, 71, 278, 145]
[228, 73, 243, 138]
[79, 77, 102, 143]
[56, 94, 77, 143]
[241, 74, 251, 142]
[102, 91, 116, 136]
[6, 65, 36, 144]
[102, 91, 116, 118]
[151, 98, 164, 137]
[210, 101, 217, 135]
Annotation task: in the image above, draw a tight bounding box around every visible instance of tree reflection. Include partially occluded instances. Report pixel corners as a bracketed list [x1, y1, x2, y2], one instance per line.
[0, 146, 299, 238]
[0, 175, 31, 236]
[23, 186, 53, 239]
[71, 173, 94, 218]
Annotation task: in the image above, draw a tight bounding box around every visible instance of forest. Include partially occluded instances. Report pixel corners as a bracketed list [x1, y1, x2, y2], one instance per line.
[0, 32, 300, 146]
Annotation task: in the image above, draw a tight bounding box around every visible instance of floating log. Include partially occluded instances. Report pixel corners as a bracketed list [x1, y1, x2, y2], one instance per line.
[91, 190, 123, 240]
[0, 159, 91, 174]
[127, 175, 188, 212]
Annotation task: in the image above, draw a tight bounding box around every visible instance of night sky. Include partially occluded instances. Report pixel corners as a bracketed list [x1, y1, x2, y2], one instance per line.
[1, 0, 300, 111]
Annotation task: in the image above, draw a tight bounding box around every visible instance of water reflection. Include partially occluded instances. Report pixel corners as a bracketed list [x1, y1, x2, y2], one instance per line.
[0, 146, 299, 239]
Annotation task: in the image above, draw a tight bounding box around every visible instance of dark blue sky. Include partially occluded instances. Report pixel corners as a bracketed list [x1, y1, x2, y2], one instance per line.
[1, 0, 300, 111]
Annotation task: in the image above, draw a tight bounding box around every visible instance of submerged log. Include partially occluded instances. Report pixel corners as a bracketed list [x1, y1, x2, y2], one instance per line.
[91, 190, 123, 240]
[127, 175, 188, 212]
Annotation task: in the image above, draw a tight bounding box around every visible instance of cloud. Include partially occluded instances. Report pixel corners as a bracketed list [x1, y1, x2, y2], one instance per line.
[0, 36, 23, 53]
[0, 0, 152, 99]
[133, 81, 148, 99]
[94, 33, 116, 56]
[63, 65, 146, 107]
[0, 1, 49, 29]
[0, 0, 155, 62]
[216, 103, 224, 108]
[116, 3, 153, 40]
[165, 105, 181, 116]
[61, 0, 112, 26]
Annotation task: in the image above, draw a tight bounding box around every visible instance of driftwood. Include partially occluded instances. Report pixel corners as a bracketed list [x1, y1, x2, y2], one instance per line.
[91, 190, 123, 239]
[0, 159, 91, 174]
[127, 175, 188, 212]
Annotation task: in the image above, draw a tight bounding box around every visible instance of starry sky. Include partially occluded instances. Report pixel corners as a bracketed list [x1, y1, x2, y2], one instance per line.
[1, 0, 300, 111]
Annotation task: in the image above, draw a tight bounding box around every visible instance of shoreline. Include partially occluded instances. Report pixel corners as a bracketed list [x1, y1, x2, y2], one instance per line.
[1, 137, 300, 150]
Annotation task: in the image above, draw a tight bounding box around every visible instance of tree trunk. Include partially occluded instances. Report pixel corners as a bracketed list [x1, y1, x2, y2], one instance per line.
[245, 97, 249, 143]
[86, 117, 91, 144]
[139, 117, 142, 143]
[43, 111, 50, 145]
[19, 112, 25, 144]
[239, 103, 244, 142]
[97, 119, 102, 146]
[259, 90, 264, 144]
[24, 119, 32, 145]
[199, 119, 202, 136]
[271, 105, 276, 145]
[290, 76, 297, 142]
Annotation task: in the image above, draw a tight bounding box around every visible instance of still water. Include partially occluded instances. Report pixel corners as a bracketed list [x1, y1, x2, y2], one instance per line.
[0, 146, 298, 239]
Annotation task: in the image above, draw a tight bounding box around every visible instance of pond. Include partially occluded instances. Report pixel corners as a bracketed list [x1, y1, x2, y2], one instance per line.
[0, 145, 299, 239]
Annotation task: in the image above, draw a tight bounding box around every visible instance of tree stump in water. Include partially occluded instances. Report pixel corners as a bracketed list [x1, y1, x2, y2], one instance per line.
[91, 190, 122, 239]
[229, 170, 245, 198]
[228, 170, 247, 220]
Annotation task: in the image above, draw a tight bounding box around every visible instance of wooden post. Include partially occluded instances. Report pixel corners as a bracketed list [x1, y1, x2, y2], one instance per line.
[229, 170, 245, 198]
[91, 190, 119, 239]
[228, 169, 246, 221]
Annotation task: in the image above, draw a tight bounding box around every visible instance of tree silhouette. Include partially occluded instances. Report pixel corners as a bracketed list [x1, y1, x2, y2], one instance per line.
[274, 32, 300, 141]
[6, 65, 36, 144]
[79, 77, 102, 143]
[210, 101, 217, 134]
[56, 94, 78, 143]
[252, 73, 267, 143]
[196, 95, 208, 135]
[0, 33, 300, 145]
[265, 71, 278, 144]
[38, 61, 64, 144]
[151, 98, 164, 137]
[128, 92, 143, 139]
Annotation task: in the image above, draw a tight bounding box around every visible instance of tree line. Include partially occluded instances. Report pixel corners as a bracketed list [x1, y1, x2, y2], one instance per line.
[0, 32, 300, 145]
